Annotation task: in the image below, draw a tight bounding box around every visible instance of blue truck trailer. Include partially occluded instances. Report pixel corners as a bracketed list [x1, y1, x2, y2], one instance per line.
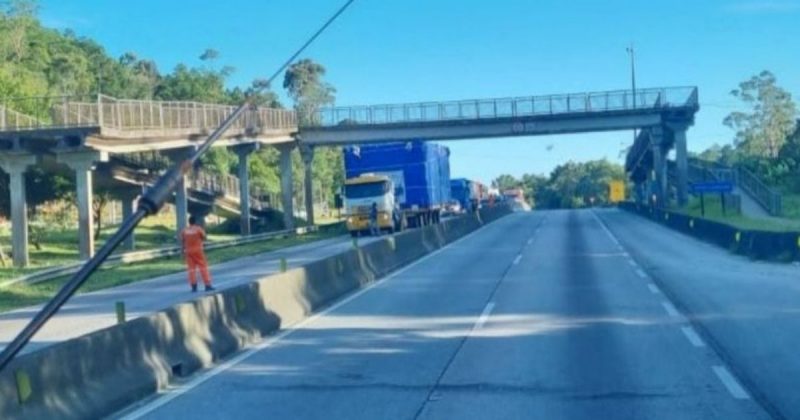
[342, 141, 451, 234]
[450, 178, 473, 213]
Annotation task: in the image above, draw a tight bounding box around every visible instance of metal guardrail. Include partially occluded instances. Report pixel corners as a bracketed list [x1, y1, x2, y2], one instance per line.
[736, 166, 783, 216]
[313, 86, 699, 127]
[0, 105, 45, 130]
[0, 225, 321, 288]
[0, 94, 297, 133]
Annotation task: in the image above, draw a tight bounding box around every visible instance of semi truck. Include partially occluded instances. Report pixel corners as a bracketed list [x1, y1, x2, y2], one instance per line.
[450, 178, 486, 213]
[342, 141, 451, 236]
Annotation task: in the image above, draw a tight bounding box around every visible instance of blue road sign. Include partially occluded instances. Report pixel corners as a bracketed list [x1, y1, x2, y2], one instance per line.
[688, 181, 734, 194]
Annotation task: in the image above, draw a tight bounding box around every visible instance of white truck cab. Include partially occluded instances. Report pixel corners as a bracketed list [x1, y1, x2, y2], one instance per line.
[343, 174, 402, 236]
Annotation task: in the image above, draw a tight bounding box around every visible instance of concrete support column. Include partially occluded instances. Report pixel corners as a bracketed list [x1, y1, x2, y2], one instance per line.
[0, 154, 37, 267]
[234, 144, 258, 236]
[120, 190, 138, 250]
[300, 143, 315, 226]
[165, 147, 194, 244]
[175, 175, 188, 241]
[278, 144, 295, 230]
[670, 124, 690, 207]
[58, 152, 107, 260]
[650, 129, 665, 207]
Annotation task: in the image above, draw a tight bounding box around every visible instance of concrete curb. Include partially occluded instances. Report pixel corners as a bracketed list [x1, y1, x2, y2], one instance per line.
[0, 207, 510, 420]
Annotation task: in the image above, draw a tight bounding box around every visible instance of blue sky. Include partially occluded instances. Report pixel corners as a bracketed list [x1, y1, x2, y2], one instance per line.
[39, 0, 800, 184]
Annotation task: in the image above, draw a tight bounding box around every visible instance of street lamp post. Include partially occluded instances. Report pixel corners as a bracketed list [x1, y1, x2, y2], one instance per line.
[626, 44, 637, 141]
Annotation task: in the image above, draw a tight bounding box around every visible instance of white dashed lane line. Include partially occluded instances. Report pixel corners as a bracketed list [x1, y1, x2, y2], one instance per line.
[475, 302, 495, 329]
[661, 301, 681, 318]
[713, 365, 751, 400]
[681, 326, 706, 347]
[647, 283, 661, 294]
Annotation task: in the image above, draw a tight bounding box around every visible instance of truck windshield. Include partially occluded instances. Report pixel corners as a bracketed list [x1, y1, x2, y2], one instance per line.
[344, 181, 390, 199]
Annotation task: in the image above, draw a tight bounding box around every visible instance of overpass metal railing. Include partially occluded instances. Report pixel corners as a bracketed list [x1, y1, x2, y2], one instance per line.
[736, 166, 783, 216]
[0, 104, 46, 130]
[312, 86, 699, 127]
[0, 94, 297, 133]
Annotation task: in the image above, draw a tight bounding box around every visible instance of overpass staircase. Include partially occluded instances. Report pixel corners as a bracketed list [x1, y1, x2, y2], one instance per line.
[100, 152, 281, 221]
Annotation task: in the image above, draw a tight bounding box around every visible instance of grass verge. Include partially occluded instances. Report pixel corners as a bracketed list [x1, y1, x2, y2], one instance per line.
[0, 228, 341, 313]
[672, 195, 800, 232]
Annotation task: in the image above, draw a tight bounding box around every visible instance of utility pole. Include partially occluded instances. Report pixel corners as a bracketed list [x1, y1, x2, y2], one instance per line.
[626, 43, 637, 142]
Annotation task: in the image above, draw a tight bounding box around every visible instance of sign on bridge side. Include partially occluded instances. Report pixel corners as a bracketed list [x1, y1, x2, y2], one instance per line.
[688, 181, 733, 194]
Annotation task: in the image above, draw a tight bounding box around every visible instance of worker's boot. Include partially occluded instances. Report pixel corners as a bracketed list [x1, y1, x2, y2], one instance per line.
[191, 284, 198, 293]
[205, 285, 215, 292]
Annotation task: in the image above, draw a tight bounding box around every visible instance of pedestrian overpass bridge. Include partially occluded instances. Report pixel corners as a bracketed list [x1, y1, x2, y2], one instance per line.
[0, 86, 698, 267]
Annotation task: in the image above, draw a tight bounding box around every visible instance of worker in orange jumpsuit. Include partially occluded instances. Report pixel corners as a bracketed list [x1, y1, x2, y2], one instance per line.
[180, 216, 215, 292]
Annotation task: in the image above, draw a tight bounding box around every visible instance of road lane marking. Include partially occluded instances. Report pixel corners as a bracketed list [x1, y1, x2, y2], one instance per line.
[117, 214, 504, 419]
[647, 283, 660, 294]
[513, 255, 522, 265]
[628, 259, 637, 268]
[635, 268, 648, 279]
[681, 326, 705, 347]
[661, 301, 680, 317]
[590, 210, 621, 247]
[475, 302, 495, 329]
[527, 238, 533, 245]
[712, 365, 750, 400]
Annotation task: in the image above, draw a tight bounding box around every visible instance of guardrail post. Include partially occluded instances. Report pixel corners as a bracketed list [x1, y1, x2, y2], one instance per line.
[280, 257, 287, 272]
[115, 301, 126, 324]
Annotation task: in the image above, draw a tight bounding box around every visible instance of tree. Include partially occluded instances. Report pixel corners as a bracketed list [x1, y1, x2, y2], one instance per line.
[199, 48, 219, 63]
[723, 71, 797, 159]
[282, 59, 341, 208]
[283, 58, 336, 125]
[493, 174, 520, 191]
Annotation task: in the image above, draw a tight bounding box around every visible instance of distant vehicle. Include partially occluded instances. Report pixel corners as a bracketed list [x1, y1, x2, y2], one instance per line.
[502, 187, 525, 203]
[444, 199, 462, 215]
[342, 141, 451, 236]
[450, 178, 475, 212]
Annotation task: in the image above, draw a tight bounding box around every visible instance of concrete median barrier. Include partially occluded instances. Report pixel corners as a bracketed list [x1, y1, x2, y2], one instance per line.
[619, 202, 800, 262]
[0, 205, 511, 420]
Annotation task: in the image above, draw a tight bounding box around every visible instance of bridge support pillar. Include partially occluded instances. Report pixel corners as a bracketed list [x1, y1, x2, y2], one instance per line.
[234, 144, 258, 236]
[0, 154, 37, 267]
[278, 144, 295, 230]
[58, 151, 108, 260]
[300, 143, 315, 226]
[668, 123, 690, 207]
[120, 190, 139, 250]
[650, 129, 666, 208]
[175, 175, 188, 243]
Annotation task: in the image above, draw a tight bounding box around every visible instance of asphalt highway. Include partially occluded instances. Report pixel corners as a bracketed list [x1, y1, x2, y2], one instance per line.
[121, 209, 778, 419]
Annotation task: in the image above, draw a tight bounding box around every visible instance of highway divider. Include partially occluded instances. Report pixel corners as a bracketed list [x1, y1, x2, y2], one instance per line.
[619, 202, 800, 262]
[0, 206, 511, 420]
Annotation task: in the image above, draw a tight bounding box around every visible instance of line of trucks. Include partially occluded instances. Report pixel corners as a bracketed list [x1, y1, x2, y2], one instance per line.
[341, 140, 515, 237]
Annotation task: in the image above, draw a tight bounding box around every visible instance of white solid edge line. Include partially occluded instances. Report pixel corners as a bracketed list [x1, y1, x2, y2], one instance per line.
[661, 301, 680, 318]
[475, 302, 495, 329]
[590, 210, 621, 247]
[119, 217, 507, 419]
[712, 365, 750, 400]
[681, 326, 706, 347]
[647, 283, 661, 294]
